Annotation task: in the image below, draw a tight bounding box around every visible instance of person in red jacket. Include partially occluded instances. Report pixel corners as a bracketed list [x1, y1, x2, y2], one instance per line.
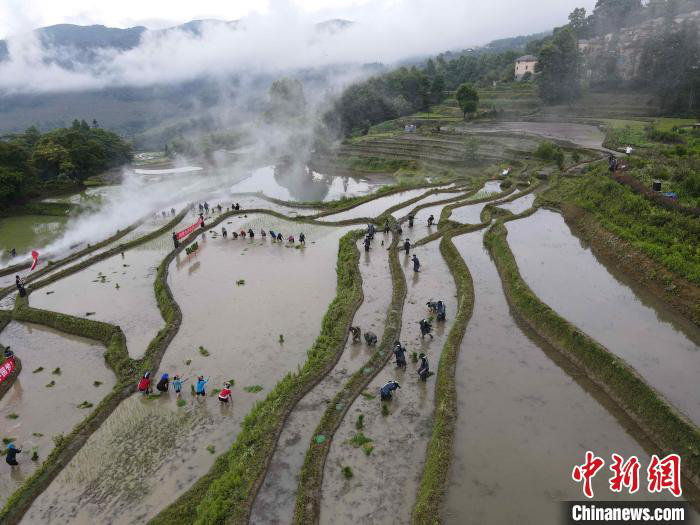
[218, 382, 232, 404]
[138, 372, 152, 395]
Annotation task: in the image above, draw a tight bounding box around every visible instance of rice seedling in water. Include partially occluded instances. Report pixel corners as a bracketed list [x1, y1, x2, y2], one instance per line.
[176, 399, 186, 407]
[6, 413, 18, 419]
[61, 397, 191, 504]
[411, 352, 418, 363]
[382, 404, 389, 416]
[360, 392, 376, 400]
[198, 346, 210, 357]
[206, 445, 216, 454]
[348, 432, 372, 448]
[355, 414, 364, 430]
[31, 450, 39, 461]
[244, 385, 263, 393]
[93, 381, 103, 387]
[236, 279, 245, 286]
[52, 367, 61, 375]
[32, 366, 44, 373]
[46, 380, 56, 388]
[279, 334, 284, 343]
[185, 359, 192, 366]
[363, 444, 374, 456]
[342, 466, 353, 479]
[32, 432, 43, 438]
[77, 401, 93, 409]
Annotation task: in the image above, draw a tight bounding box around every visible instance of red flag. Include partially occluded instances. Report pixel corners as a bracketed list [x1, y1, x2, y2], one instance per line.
[30, 250, 39, 271]
[176, 218, 203, 240]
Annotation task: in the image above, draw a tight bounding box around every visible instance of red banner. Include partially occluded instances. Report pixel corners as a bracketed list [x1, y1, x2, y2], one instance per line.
[31, 250, 39, 271]
[0, 356, 15, 384]
[176, 218, 203, 240]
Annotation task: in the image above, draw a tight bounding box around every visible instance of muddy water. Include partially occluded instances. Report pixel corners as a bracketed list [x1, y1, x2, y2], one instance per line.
[250, 236, 392, 524]
[507, 210, 700, 424]
[449, 202, 489, 225]
[30, 224, 188, 359]
[0, 321, 115, 507]
[495, 191, 536, 215]
[317, 189, 429, 222]
[320, 240, 456, 525]
[230, 165, 389, 203]
[217, 195, 317, 217]
[0, 215, 68, 264]
[472, 121, 607, 151]
[447, 181, 504, 225]
[25, 219, 354, 524]
[133, 166, 203, 175]
[390, 191, 467, 220]
[444, 231, 690, 524]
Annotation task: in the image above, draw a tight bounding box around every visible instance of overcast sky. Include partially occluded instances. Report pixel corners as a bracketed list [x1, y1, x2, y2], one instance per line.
[0, 0, 597, 43]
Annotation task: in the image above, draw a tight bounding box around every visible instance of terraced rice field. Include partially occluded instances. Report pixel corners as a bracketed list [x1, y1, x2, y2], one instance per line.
[2, 173, 698, 525]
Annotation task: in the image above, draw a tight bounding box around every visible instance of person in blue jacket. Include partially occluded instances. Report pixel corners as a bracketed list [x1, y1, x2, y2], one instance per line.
[379, 380, 401, 401]
[195, 376, 209, 398]
[5, 442, 21, 469]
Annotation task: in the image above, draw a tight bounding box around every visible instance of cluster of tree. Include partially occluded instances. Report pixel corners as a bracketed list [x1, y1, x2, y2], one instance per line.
[639, 20, 700, 115]
[265, 77, 307, 122]
[323, 67, 444, 136]
[0, 120, 132, 206]
[425, 52, 521, 90]
[566, 0, 699, 39]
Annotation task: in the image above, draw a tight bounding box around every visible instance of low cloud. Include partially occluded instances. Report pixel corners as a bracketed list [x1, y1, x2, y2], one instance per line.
[0, 0, 593, 94]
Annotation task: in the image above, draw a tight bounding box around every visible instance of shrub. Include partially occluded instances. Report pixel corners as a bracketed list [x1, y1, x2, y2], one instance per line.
[533, 142, 564, 168]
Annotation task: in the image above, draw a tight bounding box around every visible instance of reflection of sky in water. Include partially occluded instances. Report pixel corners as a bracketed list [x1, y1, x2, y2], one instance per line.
[6, 163, 386, 268]
[230, 165, 386, 202]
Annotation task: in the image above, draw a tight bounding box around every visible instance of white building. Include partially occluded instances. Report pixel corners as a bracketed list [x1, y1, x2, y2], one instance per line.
[514, 55, 538, 81]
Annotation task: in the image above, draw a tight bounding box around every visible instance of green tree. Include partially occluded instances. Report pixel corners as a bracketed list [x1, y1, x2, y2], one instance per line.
[535, 27, 581, 104]
[592, 0, 642, 32]
[639, 20, 700, 114]
[430, 75, 446, 105]
[266, 77, 306, 121]
[568, 7, 588, 35]
[455, 83, 479, 120]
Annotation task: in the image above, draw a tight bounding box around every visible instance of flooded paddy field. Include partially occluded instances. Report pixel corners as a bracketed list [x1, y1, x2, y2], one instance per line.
[495, 191, 536, 215]
[229, 165, 390, 202]
[250, 236, 392, 525]
[507, 210, 700, 424]
[390, 190, 467, 220]
[0, 216, 68, 264]
[0, 321, 115, 507]
[30, 222, 190, 359]
[444, 231, 693, 523]
[469, 121, 608, 151]
[23, 218, 355, 524]
[317, 188, 430, 222]
[320, 240, 456, 525]
[446, 180, 504, 224]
